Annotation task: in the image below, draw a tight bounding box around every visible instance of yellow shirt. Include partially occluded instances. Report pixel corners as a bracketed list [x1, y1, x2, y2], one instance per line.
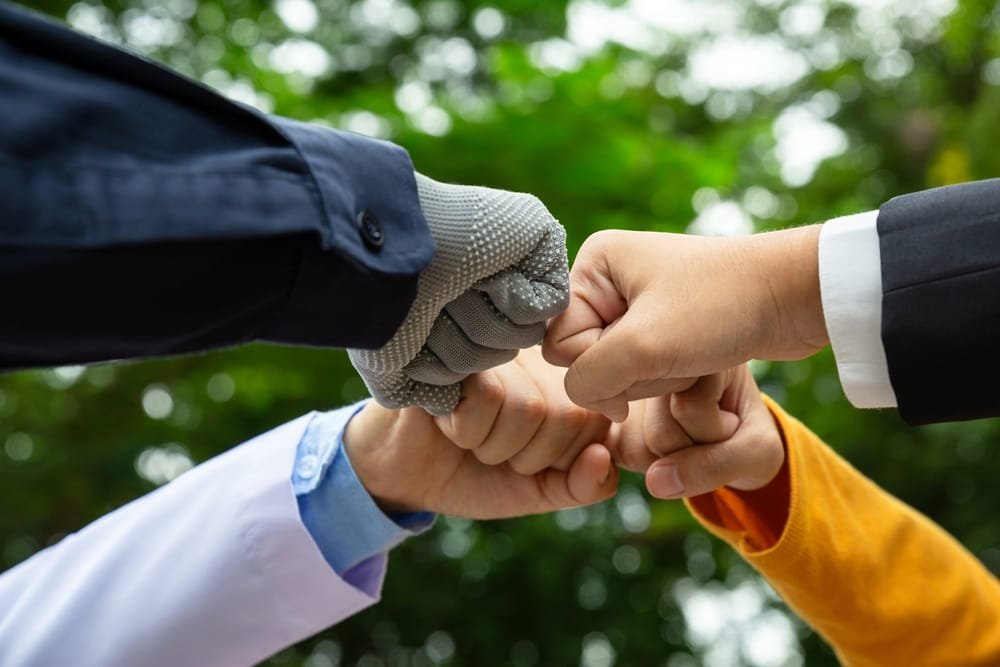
[686, 397, 1000, 666]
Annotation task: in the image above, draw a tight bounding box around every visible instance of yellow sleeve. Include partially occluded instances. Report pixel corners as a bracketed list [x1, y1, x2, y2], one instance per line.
[685, 396, 1000, 667]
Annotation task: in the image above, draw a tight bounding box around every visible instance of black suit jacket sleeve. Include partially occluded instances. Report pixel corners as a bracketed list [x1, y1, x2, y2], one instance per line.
[0, 3, 435, 368]
[877, 178, 1000, 424]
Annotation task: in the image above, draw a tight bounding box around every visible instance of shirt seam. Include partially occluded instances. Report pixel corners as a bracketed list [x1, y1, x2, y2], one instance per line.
[883, 261, 1000, 296]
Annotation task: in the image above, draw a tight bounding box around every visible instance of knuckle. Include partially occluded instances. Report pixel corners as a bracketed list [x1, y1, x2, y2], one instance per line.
[582, 229, 616, 254]
[449, 426, 482, 451]
[670, 394, 704, 420]
[522, 192, 548, 213]
[573, 235, 603, 266]
[554, 403, 589, 432]
[474, 372, 505, 407]
[514, 393, 547, 424]
[515, 193, 554, 225]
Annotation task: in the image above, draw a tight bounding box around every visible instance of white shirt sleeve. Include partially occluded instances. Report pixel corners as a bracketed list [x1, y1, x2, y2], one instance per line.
[818, 211, 898, 408]
[0, 415, 385, 667]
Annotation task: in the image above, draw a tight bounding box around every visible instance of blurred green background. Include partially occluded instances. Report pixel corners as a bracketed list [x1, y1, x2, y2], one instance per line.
[4, 0, 1000, 664]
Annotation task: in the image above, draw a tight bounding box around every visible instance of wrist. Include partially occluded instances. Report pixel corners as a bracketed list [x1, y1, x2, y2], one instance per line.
[747, 224, 828, 360]
[343, 404, 426, 515]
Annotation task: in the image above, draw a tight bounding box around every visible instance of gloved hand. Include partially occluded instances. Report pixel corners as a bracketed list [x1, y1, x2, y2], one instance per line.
[348, 173, 569, 415]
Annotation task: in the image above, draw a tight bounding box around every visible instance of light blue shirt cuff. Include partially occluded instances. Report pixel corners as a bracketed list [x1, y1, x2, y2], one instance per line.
[294, 401, 436, 576]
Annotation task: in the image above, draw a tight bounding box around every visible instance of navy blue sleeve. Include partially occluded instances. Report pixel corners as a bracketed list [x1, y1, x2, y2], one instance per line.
[0, 3, 435, 367]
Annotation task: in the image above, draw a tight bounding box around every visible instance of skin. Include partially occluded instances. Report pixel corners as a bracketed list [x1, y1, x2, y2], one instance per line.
[605, 365, 785, 499]
[343, 346, 618, 519]
[347, 346, 784, 512]
[543, 226, 828, 422]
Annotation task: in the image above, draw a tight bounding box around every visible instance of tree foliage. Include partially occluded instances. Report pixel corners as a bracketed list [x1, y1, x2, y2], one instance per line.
[4, 0, 1000, 665]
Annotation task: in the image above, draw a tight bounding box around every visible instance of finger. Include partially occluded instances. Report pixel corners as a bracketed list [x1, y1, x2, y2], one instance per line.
[566, 350, 698, 423]
[367, 370, 460, 415]
[566, 444, 618, 505]
[512, 346, 599, 473]
[476, 270, 568, 326]
[405, 348, 467, 386]
[561, 310, 658, 416]
[434, 370, 505, 450]
[542, 325, 601, 369]
[414, 382, 462, 416]
[645, 405, 784, 498]
[541, 299, 606, 369]
[584, 376, 702, 423]
[625, 377, 699, 401]
[582, 393, 630, 424]
[472, 362, 546, 466]
[475, 223, 570, 325]
[641, 394, 695, 458]
[425, 312, 519, 374]
[532, 443, 619, 510]
[603, 417, 659, 473]
[543, 261, 627, 367]
[446, 290, 547, 349]
[507, 369, 610, 475]
[507, 408, 585, 475]
[670, 372, 740, 444]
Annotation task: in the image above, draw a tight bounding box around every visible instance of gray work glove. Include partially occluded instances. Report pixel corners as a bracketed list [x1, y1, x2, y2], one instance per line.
[348, 173, 569, 415]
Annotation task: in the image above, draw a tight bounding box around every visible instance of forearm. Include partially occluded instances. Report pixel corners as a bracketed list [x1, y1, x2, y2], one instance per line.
[686, 397, 1000, 666]
[745, 223, 828, 361]
[760, 179, 1000, 424]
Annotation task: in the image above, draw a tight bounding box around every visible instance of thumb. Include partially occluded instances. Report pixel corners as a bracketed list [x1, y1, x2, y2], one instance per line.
[543, 242, 628, 368]
[560, 313, 652, 422]
[644, 407, 784, 499]
[533, 443, 619, 510]
[670, 371, 741, 443]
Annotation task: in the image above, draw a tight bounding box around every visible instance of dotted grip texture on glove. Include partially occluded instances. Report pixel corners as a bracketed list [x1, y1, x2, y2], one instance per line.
[348, 173, 570, 415]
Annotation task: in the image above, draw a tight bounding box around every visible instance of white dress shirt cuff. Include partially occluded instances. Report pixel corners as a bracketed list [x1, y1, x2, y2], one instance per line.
[818, 211, 898, 408]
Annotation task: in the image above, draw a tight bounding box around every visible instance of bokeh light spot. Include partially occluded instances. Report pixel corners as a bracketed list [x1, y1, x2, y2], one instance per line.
[142, 385, 174, 420]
